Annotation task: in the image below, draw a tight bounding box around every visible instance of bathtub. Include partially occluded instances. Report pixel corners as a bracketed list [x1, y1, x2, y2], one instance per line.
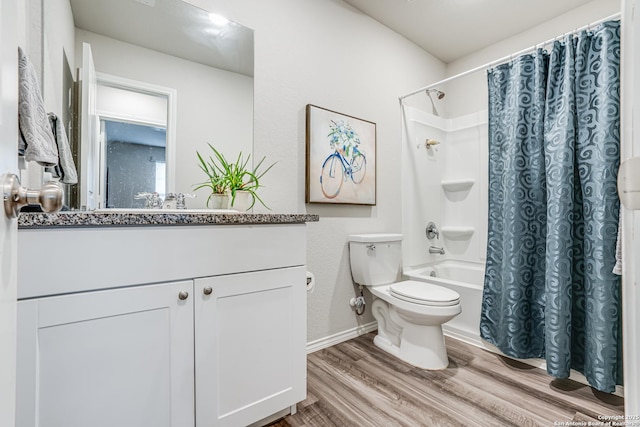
[403, 260, 485, 345]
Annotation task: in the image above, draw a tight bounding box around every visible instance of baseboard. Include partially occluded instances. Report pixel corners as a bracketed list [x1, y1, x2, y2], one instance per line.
[443, 326, 625, 398]
[306, 321, 377, 354]
[443, 325, 484, 348]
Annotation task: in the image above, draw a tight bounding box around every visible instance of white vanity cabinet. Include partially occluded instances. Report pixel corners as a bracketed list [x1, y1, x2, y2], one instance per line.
[16, 280, 196, 427]
[16, 221, 310, 427]
[195, 267, 306, 427]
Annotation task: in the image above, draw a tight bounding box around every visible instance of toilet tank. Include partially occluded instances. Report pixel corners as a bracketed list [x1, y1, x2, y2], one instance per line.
[348, 234, 403, 286]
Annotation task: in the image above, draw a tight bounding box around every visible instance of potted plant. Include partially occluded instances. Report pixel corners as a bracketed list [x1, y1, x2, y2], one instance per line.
[194, 144, 276, 211]
[194, 145, 229, 209]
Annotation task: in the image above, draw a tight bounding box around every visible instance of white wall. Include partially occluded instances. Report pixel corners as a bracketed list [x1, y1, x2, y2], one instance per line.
[75, 30, 253, 208]
[186, 0, 446, 342]
[42, 0, 74, 117]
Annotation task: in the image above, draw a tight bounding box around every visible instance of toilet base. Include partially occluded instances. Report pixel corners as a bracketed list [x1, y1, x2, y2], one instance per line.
[369, 293, 454, 370]
[373, 323, 449, 370]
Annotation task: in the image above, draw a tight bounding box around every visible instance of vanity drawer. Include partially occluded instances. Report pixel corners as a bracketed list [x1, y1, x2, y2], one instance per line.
[18, 223, 306, 298]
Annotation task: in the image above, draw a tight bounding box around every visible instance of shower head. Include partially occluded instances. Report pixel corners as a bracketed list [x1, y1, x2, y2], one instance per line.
[426, 89, 445, 100]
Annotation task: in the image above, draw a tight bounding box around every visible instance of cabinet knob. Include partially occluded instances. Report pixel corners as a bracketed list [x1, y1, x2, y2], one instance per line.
[178, 291, 189, 300]
[203, 286, 213, 296]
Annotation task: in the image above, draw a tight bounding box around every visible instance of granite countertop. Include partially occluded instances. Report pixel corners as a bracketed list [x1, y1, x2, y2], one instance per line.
[18, 211, 320, 229]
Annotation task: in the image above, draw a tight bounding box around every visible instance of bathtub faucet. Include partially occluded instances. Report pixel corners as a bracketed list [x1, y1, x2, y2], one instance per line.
[429, 245, 445, 255]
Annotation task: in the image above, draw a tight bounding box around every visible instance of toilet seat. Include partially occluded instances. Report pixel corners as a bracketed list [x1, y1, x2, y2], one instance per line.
[390, 280, 460, 307]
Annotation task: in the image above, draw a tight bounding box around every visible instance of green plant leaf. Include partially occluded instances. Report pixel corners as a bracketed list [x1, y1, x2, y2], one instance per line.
[194, 143, 276, 209]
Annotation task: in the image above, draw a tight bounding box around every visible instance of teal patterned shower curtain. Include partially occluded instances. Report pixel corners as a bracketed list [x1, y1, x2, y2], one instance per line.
[480, 20, 622, 393]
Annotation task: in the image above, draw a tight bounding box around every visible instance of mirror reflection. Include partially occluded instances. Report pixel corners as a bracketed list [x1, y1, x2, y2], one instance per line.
[42, 0, 254, 210]
[103, 120, 167, 209]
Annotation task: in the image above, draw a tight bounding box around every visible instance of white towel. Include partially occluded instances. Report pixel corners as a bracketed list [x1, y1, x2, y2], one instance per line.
[18, 46, 58, 166]
[48, 113, 78, 184]
[613, 207, 622, 276]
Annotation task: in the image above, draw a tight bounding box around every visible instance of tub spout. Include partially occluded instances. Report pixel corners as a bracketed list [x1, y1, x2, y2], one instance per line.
[429, 246, 445, 255]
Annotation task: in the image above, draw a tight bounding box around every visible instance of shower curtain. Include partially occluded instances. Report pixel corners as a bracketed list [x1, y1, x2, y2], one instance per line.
[480, 20, 622, 393]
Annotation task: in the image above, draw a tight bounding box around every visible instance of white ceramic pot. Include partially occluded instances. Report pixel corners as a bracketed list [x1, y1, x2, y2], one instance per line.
[208, 193, 229, 209]
[228, 190, 253, 211]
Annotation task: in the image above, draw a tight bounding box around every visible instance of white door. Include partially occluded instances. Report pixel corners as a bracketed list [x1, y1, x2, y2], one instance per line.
[79, 42, 99, 210]
[16, 281, 195, 427]
[194, 267, 306, 427]
[621, 0, 640, 415]
[0, 0, 19, 426]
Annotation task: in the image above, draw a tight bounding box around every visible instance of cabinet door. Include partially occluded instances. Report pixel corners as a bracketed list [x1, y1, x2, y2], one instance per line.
[16, 281, 195, 427]
[195, 267, 306, 427]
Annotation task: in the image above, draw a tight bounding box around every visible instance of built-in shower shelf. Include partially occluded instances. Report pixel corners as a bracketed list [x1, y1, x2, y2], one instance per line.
[441, 179, 475, 192]
[441, 227, 475, 240]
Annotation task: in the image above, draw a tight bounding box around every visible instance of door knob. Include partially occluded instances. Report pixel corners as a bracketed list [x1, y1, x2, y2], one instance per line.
[203, 286, 213, 295]
[178, 291, 189, 300]
[2, 173, 64, 218]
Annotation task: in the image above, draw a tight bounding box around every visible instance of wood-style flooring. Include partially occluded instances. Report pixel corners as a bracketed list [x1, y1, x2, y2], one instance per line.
[269, 332, 624, 427]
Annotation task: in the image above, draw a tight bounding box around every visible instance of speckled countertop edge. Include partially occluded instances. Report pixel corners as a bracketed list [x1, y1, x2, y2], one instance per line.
[18, 212, 320, 228]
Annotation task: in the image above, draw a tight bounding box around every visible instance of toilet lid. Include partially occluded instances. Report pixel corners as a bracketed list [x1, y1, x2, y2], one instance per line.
[390, 281, 460, 306]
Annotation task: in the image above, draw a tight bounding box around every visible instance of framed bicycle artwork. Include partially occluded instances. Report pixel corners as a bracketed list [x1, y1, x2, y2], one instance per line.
[305, 104, 376, 205]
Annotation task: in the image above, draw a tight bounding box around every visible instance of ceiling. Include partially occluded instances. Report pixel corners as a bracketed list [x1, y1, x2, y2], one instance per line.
[69, 0, 254, 76]
[342, 0, 596, 63]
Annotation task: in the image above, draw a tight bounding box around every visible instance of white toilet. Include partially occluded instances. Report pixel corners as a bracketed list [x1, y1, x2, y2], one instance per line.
[349, 233, 461, 370]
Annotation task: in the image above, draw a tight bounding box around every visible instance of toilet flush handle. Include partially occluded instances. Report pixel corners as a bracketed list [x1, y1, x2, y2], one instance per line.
[366, 244, 376, 250]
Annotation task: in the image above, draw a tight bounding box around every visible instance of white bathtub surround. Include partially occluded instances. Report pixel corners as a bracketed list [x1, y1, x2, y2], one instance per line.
[349, 233, 461, 370]
[401, 107, 488, 268]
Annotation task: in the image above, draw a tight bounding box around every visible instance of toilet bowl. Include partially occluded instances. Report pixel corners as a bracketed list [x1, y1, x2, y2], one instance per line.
[349, 233, 461, 370]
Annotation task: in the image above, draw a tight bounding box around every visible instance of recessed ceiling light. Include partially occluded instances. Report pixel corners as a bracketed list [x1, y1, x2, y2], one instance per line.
[209, 13, 230, 27]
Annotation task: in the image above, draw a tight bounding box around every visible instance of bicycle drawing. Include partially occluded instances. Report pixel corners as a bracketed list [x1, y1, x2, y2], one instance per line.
[306, 105, 376, 205]
[320, 119, 367, 198]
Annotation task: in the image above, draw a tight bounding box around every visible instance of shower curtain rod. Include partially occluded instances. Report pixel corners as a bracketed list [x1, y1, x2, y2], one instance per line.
[398, 12, 621, 102]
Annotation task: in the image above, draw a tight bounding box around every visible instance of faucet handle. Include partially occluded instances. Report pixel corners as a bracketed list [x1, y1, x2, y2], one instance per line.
[134, 192, 163, 208]
[175, 193, 196, 209]
[426, 221, 439, 240]
[149, 192, 163, 209]
[134, 192, 152, 200]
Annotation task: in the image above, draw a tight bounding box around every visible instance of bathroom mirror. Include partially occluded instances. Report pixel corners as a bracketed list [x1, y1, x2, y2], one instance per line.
[42, 0, 254, 210]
